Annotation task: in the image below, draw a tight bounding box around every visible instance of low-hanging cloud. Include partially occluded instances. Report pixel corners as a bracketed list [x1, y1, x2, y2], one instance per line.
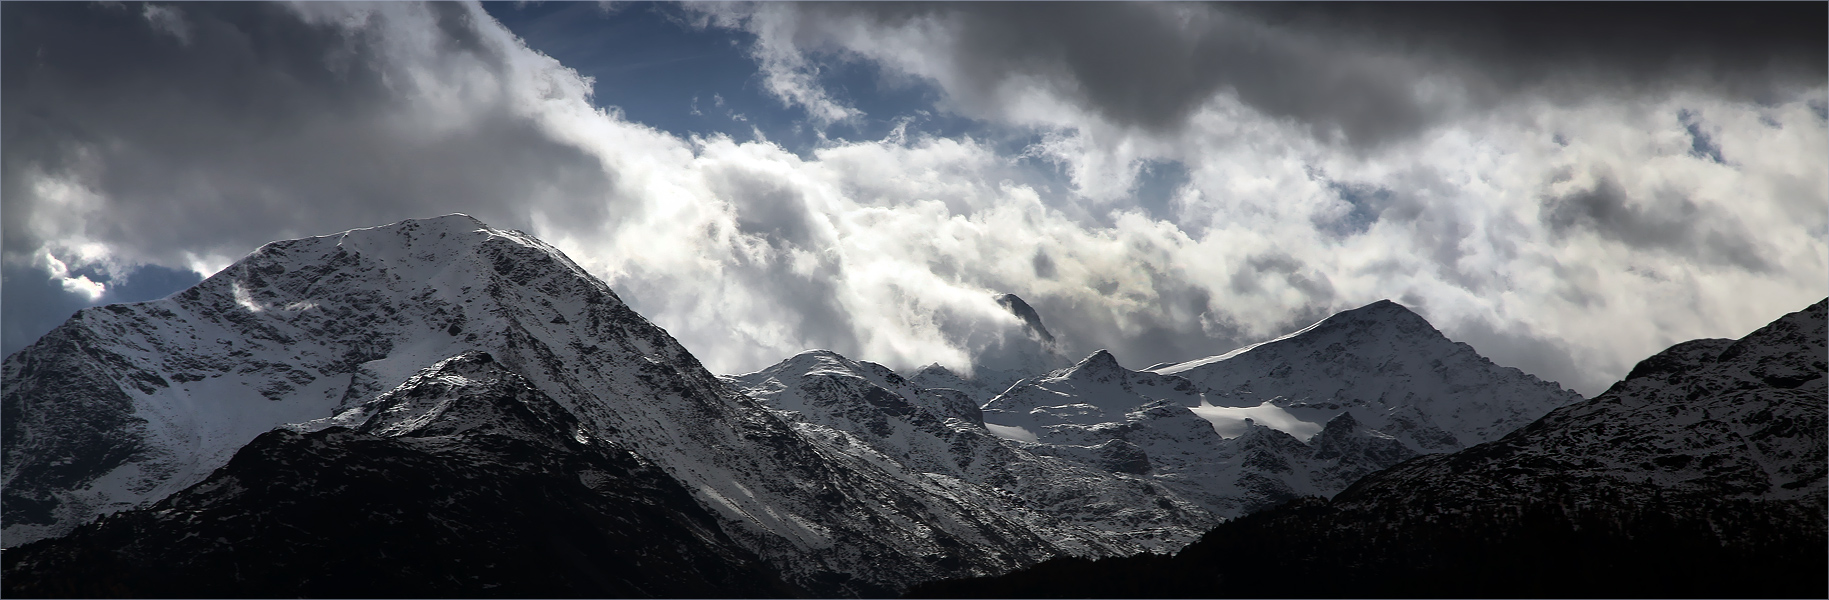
[3, 1, 1824, 398]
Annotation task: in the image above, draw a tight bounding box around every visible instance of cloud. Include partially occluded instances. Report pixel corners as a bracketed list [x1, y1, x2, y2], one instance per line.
[689, 2, 1826, 149]
[3, 1, 1823, 399]
[2, 1, 612, 272]
[139, 3, 190, 45]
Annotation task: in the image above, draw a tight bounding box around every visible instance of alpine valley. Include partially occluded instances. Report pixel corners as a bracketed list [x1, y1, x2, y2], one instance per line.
[3, 216, 1822, 598]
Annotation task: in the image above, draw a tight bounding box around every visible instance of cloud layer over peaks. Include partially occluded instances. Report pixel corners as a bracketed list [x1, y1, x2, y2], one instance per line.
[4, 1, 1824, 397]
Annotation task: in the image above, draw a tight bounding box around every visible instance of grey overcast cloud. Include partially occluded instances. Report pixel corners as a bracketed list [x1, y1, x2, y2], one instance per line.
[4, 1, 1824, 395]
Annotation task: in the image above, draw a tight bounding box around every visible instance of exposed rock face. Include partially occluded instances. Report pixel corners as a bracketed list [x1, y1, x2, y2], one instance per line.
[4, 351, 794, 598]
[908, 299, 1829, 599]
[994, 293, 1057, 349]
[0, 215, 1066, 595]
[725, 350, 1216, 555]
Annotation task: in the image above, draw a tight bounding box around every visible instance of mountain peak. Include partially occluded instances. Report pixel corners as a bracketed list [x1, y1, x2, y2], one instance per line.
[323, 213, 494, 251]
[787, 348, 850, 364]
[1149, 298, 1579, 452]
[396, 212, 487, 228]
[345, 351, 585, 442]
[914, 363, 955, 377]
[760, 349, 872, 381]
[1071, 349, 1123, 375]
[1323, 299, 1435, 332]
[995, 293, 1057, 346]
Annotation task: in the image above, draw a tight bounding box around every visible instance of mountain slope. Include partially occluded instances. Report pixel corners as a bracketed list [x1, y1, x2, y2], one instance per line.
[979, 349, 1424, 518]
[726, 350, 1216, 555]
[3, 351, 793, 598]
[0, 215, 1059, 595]
[1151, 299, 1580, 452]
[966, 300, 1578, 520]
[909, 299, 1829, 599]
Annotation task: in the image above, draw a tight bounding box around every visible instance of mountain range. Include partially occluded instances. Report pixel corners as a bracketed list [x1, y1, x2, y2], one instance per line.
[910, 299, 1828, 598]
[3, 215, 1819, 598]
[3, 216, 1054, 596]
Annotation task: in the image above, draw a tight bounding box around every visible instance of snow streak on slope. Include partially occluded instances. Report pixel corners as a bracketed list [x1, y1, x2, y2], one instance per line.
[0, 215, 1064, 596]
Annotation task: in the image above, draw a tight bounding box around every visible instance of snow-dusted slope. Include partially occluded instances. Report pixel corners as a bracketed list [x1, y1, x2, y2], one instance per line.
[1151, 300, 1580, 451]
[978, 351, 1418, 517]
[726, 350, 1215, 554]
[907, 299, 1829, 600]
[5, 350, 793, 598]
[975, 300, 1578, 518]
[0, 215, 1065, 595]
[1350, 297, 1827, 507]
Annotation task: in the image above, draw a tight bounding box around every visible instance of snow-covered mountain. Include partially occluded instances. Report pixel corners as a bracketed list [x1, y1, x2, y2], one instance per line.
[5, 351, 793, 597]
[725, 350, 1215, 554]
[1345, 297, 1826, 507]
[0, 215, 1062, 595]
[910, 298, 1828, 599]
[975, 300, 1580, 518]
[1149, 299, 1580, 451]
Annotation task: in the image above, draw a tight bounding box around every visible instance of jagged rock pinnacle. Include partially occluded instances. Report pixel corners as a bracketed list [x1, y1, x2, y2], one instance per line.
[995, 293, 1057, 346]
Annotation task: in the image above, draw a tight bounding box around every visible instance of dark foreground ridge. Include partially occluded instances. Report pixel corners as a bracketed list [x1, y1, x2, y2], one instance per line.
[2, 352, 794, 598]
[908, 300, 1829, 599]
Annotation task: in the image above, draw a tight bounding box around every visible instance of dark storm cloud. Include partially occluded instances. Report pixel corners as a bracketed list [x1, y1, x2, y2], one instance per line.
[752, 2, 1825, 148]
[1030, 250, 1057, 280]
[1, 2, 614, 266]
[1229, 2, 1828, 98]
[1545, 175, 1772, 272]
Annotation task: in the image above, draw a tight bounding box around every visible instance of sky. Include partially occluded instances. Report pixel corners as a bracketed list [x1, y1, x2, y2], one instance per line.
[3, 1, 1824, 396]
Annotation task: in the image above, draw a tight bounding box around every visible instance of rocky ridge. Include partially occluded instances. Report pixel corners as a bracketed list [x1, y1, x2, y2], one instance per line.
[725, 350, 1216, 555]
[976, 350, 1421, 518]
[972, 300, 1581, 519]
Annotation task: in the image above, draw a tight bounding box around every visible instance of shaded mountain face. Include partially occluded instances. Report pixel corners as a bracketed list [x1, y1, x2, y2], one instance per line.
[0, 215, 1061, 596]
[725, 350, 1217, 555]
[3, 352, 793, 598]
[1333, 297, 1826, 509]
[908, 299, 1829, 599]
